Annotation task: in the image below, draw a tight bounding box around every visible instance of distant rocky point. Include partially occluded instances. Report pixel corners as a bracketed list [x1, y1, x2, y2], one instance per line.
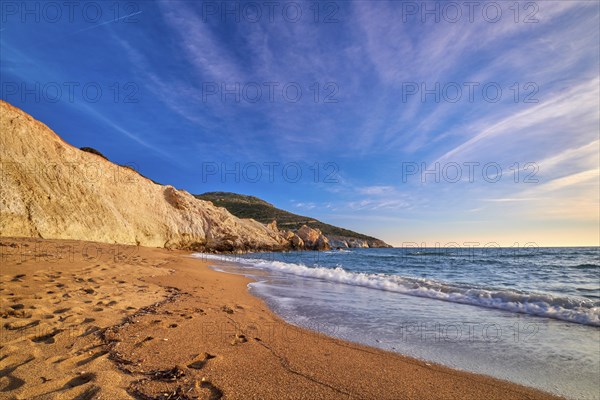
[195, 192, 392, 249]
[0, 100, 390, 252]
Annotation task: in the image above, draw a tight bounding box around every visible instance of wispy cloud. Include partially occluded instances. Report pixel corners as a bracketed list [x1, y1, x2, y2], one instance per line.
[434, 78, 599, 164]
[532, 169, 599, 193]
[356, 186, 396, 195]
[157, 1, 245, 82]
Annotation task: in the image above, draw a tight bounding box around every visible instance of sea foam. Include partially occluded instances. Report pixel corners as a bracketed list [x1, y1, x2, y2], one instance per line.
[194, 253, 600, 327]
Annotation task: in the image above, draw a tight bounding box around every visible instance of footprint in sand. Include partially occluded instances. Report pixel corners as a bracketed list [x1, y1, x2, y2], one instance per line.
[31, 329, 61, 344]
[134, 336, 155, 348]
[72, 386, 101, 399]
[6, 309, 32, 319]
[48, 354, 68, 364]
[187, 352, 216, 370]
[0, 361, 30, 391]
[62, 372, 95, 389]
[221, 306, 234, 314]
[58, 315, 85, 324]
[4, 320, 40, 331]
[197, 378, 224, 400]
[73, 350, 109, 367]
[80, 325, 101, 337]
[230, 333, 248, 346]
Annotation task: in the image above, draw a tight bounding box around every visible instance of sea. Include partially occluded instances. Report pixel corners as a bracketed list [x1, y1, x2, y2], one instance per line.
[193, 247, 600, 399]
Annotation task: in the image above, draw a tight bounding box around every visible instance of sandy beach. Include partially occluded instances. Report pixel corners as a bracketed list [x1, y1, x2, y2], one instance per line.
[0, 237, 563, 399]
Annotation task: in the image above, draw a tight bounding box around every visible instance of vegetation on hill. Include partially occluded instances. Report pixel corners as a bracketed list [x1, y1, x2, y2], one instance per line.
[80, 147, 108, 160]
[195, 192, 383, 242]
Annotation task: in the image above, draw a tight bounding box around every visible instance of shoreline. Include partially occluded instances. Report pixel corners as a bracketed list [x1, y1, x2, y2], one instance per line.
[0, 237, 563, 399]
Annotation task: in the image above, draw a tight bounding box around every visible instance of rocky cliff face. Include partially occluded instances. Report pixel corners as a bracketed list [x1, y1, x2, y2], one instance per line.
[0, 101, 290, 252]
[296, 225, 331, 251]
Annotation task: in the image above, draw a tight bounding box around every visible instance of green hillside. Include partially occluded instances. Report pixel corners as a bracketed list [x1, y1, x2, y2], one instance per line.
[194, 192, 383, 242]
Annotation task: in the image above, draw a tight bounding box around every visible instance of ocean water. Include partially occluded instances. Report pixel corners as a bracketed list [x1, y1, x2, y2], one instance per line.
[193, 247, 600, 399]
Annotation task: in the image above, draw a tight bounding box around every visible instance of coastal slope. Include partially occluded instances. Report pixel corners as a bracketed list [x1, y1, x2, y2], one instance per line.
[195, 192, 391, 248]
[0, 101, 291, 252]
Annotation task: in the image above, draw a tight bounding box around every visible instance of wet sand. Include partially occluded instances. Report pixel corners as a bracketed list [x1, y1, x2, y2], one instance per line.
[0, 237, 563, 399]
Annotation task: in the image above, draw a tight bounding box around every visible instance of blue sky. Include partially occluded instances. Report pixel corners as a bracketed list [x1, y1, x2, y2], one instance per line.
[1, 1, 598, 246]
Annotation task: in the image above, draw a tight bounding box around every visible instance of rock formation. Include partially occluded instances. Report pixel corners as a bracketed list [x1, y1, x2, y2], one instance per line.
[296, 225, 331, 251]
[327, 236, 387, 249]
[0, 101, 289, 252]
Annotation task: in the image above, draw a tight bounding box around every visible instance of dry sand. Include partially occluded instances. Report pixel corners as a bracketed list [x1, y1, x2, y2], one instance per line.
[0, 237, 562, 399]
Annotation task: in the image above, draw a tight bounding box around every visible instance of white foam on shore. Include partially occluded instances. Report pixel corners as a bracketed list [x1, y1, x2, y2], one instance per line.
[193, 253, 600, 327]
